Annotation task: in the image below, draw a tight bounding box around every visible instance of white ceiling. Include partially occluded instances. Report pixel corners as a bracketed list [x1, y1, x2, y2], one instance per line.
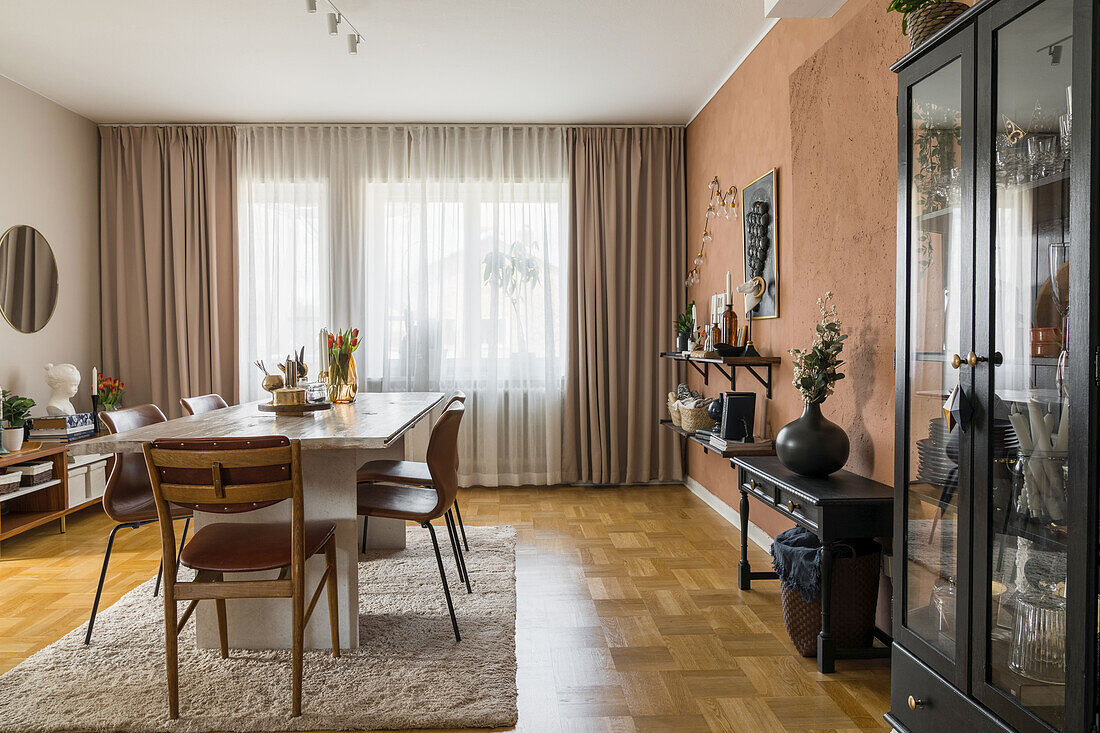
[0, 1, 777, 125]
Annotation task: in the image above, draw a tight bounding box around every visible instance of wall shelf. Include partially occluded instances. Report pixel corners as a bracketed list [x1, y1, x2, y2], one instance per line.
[659, 351, 781, 398]
[659, 420, 775, 458]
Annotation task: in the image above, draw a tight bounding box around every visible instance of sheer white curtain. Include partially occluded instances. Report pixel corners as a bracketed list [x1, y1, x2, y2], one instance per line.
[237, 125, 568, 486]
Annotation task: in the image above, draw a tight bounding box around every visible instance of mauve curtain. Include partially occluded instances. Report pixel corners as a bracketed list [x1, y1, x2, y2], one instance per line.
[99, 126, 238, 417]
[563, 127, 685, 484]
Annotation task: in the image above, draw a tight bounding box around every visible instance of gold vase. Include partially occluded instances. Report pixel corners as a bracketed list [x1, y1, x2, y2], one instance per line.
[328, 353, 357, 403]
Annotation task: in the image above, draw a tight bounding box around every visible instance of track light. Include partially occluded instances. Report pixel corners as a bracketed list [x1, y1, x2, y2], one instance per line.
[327, 12, 341, 35]
[306, 0, 317, 12]
[309, 2, 364, 57]
[347, 33, 360, 55]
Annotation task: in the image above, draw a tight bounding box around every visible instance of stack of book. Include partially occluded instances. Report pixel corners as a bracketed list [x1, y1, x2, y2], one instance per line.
[28, 413, 96, 442]
[695, 428, 774, 453]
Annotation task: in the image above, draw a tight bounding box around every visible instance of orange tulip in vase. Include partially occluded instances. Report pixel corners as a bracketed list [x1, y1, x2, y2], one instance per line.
[327, 328, 359, 403]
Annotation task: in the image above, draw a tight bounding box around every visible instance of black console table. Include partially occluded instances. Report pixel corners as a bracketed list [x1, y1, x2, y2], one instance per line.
[732, 455, 894, 673]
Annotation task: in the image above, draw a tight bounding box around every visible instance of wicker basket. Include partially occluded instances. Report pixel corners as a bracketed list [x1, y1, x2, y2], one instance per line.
[679, 405, 716, 434]
[908, 2, 969, 49]
[668, 399, 682, 427]
[780, 548, 882, 657]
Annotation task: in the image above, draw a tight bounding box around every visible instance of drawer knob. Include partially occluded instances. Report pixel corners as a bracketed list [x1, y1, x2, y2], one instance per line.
[907, 695, 924, 711]
[787, 500, 799, 513]
[749, 480, 757, 491]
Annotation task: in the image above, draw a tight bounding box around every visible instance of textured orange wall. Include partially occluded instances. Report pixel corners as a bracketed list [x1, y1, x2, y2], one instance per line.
[684, 0, 908, 538]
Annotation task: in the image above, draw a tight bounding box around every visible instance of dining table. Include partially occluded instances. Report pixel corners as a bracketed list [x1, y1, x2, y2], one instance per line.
[69, 392, 445, 651]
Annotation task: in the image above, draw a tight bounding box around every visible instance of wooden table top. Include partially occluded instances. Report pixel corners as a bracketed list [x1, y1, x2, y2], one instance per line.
[68, 392, 445, 455]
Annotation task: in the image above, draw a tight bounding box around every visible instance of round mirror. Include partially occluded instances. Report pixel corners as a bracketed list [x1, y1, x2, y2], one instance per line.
[0, 226, 59, 333]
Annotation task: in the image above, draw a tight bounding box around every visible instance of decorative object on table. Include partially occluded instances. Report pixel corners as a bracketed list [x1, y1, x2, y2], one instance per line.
[675, 302, 694, 352]
[887, 0, 969, 49]
[740, 169, 778, 320]
[278, 346, 309, 385]
[29, 412, 96, 443]
[257, 399, 333, 416]
[255, 360, 285, 397]
[677, 397, 716, 433]
[1, 389, 35, 453]
[777, 292, 849, 477]
[720, 271, 738, 346]
[95, 373, 125, 412]
[90, 366, 100, 433]
[770, 526, 881, 657]
[0, 225, 59, 334]
[685, 176, 739, 287]
[327, 328, 360, 403]
[43, 363, 80, 416]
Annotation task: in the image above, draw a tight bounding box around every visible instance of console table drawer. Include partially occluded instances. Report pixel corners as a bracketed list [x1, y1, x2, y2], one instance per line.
[776, 487, 819, 528]
[742, 475, 775, 504]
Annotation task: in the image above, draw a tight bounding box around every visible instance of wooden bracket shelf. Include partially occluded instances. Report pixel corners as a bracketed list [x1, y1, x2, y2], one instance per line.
[659, 420, 775, 458]
[659, 351, 781, 398]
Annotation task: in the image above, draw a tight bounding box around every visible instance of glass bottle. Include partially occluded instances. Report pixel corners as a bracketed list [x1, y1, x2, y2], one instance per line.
[722, 301, 738, 345]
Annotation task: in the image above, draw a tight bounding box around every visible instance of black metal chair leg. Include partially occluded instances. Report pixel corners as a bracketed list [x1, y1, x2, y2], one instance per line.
[360, 515, 369, 554]
[443, 511, 466, 584]
[153, 558, 164, 597]
[424, 522, 460, 642]
[85, 523, 131, 645]
[175, 516, 190, 570]
[447, 510, 472, 594]
[453, 502, 469, 551]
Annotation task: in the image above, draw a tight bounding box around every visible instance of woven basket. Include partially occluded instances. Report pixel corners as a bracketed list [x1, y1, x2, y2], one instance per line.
[908, 2, 968, 49]
[780, 548, 882, 657]
[680, 405, 716, 434]
[668, 399, 682, 427]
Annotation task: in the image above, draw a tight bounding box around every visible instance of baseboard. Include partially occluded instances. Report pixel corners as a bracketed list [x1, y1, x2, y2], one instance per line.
[683, 475, 774, 554]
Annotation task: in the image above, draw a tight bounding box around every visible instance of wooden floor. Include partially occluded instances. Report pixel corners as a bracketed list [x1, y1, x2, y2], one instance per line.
[0, 485, 890, 732]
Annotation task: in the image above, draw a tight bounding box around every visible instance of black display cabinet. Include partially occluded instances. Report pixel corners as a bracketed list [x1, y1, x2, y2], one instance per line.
[889, 0, 1098, 730]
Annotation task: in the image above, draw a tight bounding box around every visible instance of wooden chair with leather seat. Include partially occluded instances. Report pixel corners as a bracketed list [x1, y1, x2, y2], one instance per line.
[357, 401, 468, 641]
[179, 393, 229, 416]
[357, 390, 471, 550]
[143, 435, 340, 719]
[84, 404, 192, 645]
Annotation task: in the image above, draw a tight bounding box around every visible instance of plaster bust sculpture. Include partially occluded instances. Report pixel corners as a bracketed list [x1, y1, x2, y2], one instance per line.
[44, 362, 80, 416]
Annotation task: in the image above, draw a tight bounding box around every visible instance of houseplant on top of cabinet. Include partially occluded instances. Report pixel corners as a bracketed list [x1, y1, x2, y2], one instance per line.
[776, 292, 849, 477]
[1, 390, 36, 453]
[887, 0, 970, 49]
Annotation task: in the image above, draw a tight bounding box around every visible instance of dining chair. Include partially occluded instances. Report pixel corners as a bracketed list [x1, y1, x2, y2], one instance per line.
[356, 401, 468, 641]
[357, 390, 470, 550]
[84, 404, 192, 645]
[179, 393, 229, 416]
[143, 435, 340, 719]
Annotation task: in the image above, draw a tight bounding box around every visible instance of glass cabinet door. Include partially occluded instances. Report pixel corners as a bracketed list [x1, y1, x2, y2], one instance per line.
[976, 0, 1073, 728]
[901, 49, 970, 676]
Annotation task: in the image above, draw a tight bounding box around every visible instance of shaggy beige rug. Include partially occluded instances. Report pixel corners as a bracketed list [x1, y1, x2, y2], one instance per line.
[0, 525, 517, 732]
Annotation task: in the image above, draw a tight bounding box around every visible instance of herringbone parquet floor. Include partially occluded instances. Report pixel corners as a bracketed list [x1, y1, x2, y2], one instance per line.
[0, 485, 890, 732]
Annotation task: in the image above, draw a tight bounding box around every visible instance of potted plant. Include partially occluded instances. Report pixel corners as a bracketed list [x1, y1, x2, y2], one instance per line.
[887, 0, 969, 49]
[675, 302, 695, 352]
[775, 292, 850, 477]
[1, 390, 36, 453]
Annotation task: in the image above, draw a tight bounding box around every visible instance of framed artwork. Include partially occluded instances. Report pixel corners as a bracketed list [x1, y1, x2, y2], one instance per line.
[742, 168, 779, 320]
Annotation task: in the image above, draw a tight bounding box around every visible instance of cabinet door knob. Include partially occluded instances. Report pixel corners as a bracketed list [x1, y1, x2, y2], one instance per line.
[787, 500, 799, 513]
[951, 353, 963, 369]
[967, 351, 986, 367]
[907, 695, 924, 711]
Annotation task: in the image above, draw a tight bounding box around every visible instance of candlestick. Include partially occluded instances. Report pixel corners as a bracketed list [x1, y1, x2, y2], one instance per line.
[91, 366, 98, 395]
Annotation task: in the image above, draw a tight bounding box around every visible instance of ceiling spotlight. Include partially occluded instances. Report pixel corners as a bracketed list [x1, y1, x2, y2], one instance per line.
[347, 33, 360, 55]
[306, 0, 317, 12]
[327, 12, 341, 35]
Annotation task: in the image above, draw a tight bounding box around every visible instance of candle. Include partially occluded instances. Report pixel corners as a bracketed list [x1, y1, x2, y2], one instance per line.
[691, 304, 697, 328]
[91, 366, 97, 395]
[725, 270, 731, 301]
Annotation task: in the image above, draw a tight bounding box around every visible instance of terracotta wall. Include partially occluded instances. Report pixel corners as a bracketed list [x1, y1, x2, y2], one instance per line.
[684, 0, 909, 538]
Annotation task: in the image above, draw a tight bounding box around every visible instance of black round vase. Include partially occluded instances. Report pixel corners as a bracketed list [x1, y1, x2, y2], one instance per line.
[775, 402, 850, 477]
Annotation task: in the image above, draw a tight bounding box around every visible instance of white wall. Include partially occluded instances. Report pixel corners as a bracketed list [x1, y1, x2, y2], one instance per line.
[0, 75, 99, 413]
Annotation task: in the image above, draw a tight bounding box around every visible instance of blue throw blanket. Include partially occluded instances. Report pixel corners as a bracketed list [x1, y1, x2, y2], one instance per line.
[770, 526, 877, 601]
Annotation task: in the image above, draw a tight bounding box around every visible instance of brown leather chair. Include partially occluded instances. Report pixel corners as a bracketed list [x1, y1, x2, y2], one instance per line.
[179, 393, 229, 416]
[357, 390, 470, 549]
[84, 404, 192, 645]
[357, 401, 467, 641]
[143, 435, 339, 719]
